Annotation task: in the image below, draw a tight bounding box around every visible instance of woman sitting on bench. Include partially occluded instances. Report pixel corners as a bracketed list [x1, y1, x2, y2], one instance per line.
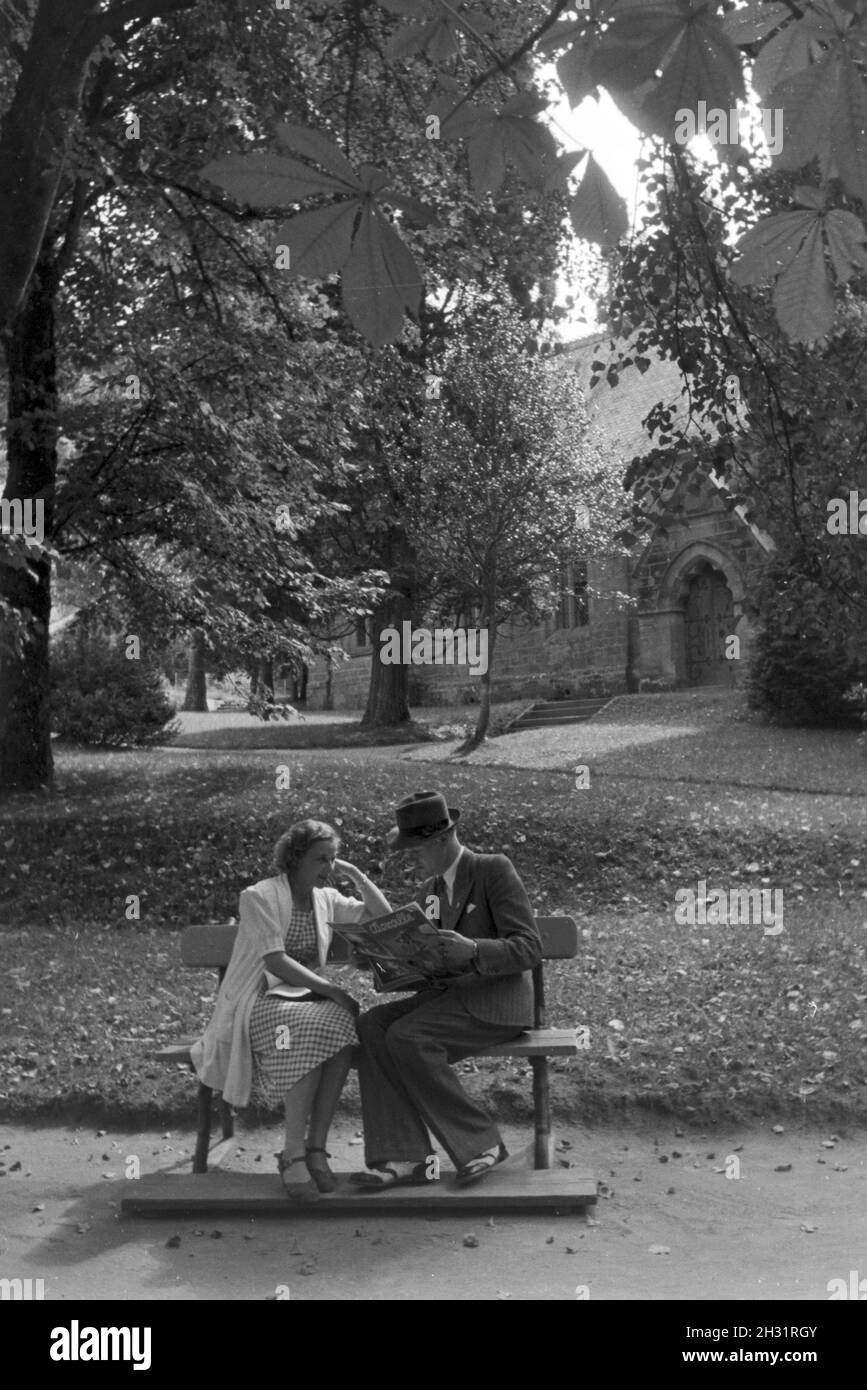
[190, 820, 390, 1202]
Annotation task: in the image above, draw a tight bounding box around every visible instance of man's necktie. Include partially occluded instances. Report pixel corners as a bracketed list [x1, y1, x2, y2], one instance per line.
[432, 875, 447, 928]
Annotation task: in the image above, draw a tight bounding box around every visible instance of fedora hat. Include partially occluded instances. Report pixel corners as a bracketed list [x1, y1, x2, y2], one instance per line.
[386, 791, 460, 850]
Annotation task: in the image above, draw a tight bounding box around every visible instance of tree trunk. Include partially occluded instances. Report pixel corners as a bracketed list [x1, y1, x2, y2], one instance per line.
[0, 257, 58, 794]
[323, 651, 334, 712]
[471, 664, 493, 749]
[361, 591, 412, 727]
[297, 661, 308, 705]
[256, 657, 274, 697]
[461, 605, 496, 753]
[182, 629, 207, 710]
[0, 0, 197, 339]
[0, 0, 94, 340]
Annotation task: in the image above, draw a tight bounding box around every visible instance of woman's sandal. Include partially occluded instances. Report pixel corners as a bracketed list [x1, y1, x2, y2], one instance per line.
[349, 1162, 432, 1191]
[275, 1152, 320, 1202]
[305, 1147, 337, 1194]
[454, 1142, 508, 1188]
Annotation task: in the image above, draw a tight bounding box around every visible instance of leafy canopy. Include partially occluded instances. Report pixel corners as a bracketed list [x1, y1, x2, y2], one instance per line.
[196, 0, 867, 348]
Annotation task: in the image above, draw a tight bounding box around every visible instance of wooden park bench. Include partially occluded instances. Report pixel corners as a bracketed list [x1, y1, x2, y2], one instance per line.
[122, 916, 596, 1214]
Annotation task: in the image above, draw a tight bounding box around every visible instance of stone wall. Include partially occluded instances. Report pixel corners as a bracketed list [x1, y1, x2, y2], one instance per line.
[304, 556, 633, 711]
[302, 482, 772, 710]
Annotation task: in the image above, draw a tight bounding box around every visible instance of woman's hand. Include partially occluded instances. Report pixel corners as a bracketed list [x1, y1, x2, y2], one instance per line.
[332, 858, 366, 887]
[324, 985, 360, 1018]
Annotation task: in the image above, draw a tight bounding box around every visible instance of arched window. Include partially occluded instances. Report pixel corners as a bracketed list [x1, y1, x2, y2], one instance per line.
[554, 560, 589, 629]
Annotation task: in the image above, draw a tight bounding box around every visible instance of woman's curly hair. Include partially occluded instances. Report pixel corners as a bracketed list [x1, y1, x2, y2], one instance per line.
[272, 820, 340, 876]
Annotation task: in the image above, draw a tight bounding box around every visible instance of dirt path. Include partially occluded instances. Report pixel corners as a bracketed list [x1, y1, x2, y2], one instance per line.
[2, 1117, 864, 1301]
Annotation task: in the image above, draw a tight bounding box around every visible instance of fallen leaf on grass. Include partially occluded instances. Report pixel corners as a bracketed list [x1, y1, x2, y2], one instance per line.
[463, 1233, 479, 1248]
[774, 1164, 792, 1172]
[648, 1244, 671, 1255]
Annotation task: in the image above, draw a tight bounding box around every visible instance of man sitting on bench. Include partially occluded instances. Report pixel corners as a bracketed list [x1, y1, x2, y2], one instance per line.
[352, 791, 542, 1190]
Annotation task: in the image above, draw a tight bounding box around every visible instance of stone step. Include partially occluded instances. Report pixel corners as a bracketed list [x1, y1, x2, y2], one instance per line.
[510, 697, 609, 730]
[512, 717, 595, 729]
[527, 700, 607, 713]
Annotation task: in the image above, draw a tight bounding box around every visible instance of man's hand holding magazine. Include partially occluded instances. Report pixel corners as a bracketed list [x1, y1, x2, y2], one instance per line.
[435, 931, 478, 970]
[331, 903, 462, 993]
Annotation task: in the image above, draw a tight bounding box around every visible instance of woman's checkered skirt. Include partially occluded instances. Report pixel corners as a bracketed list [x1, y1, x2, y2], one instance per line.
[248, 907, 357, 1105]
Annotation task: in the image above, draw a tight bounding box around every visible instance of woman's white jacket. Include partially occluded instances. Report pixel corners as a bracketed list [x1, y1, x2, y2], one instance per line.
[190, 875, 368, 1108]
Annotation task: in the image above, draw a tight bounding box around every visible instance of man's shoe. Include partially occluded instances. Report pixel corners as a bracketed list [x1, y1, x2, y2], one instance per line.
[454, 1142, 508, 1188]
[349, 1161, 433, 1191]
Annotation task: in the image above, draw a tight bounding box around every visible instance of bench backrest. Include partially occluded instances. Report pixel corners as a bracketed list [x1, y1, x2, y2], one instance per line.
[180, 915, 578, 968]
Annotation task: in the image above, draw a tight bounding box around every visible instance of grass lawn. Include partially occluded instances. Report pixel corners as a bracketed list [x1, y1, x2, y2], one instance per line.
[169, 700, 528, 749]
[2, 697, 866, 1128]
[408, 688, 867, 796]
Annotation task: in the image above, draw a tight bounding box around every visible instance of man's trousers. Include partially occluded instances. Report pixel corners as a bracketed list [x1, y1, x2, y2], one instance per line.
[356, 987, 524, 1170]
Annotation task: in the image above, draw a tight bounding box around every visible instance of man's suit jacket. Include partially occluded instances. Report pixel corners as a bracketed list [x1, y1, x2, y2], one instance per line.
[417, 850, 542, 1029]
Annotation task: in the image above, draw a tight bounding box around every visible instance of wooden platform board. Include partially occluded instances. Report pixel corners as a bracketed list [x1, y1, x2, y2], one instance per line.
[121, 1164, 597, 1217]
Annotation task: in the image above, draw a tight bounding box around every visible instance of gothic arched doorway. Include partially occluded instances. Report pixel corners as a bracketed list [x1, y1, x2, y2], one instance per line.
[683, 563, 735, 686]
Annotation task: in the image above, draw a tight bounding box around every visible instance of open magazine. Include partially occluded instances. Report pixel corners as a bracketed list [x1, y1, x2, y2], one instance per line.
[331, 902, 448, 993]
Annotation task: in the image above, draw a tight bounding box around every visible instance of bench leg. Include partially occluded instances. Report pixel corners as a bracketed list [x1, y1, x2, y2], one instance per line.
[193, 1083, 213, 1174]
[219, 1097, 234, 1142]
[531, 1055, 553, 1170]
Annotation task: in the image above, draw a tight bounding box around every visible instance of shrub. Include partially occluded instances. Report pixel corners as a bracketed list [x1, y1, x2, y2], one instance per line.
[50, 631, 179, 747]
[843, 684, 867, 756]
[247, 686, 298, 722]
[746, 559, 863, 727]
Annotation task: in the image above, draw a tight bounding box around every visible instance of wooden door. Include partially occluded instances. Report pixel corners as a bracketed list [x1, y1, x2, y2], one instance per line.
[684, 568, 735, 686]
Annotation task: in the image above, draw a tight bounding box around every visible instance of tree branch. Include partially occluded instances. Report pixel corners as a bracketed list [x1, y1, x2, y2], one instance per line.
[442, 0, 575, 121]
[104, 0, 198, 32]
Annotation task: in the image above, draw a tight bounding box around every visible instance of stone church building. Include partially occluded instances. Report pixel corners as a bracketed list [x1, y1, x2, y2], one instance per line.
[302, 335, 774, 710]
